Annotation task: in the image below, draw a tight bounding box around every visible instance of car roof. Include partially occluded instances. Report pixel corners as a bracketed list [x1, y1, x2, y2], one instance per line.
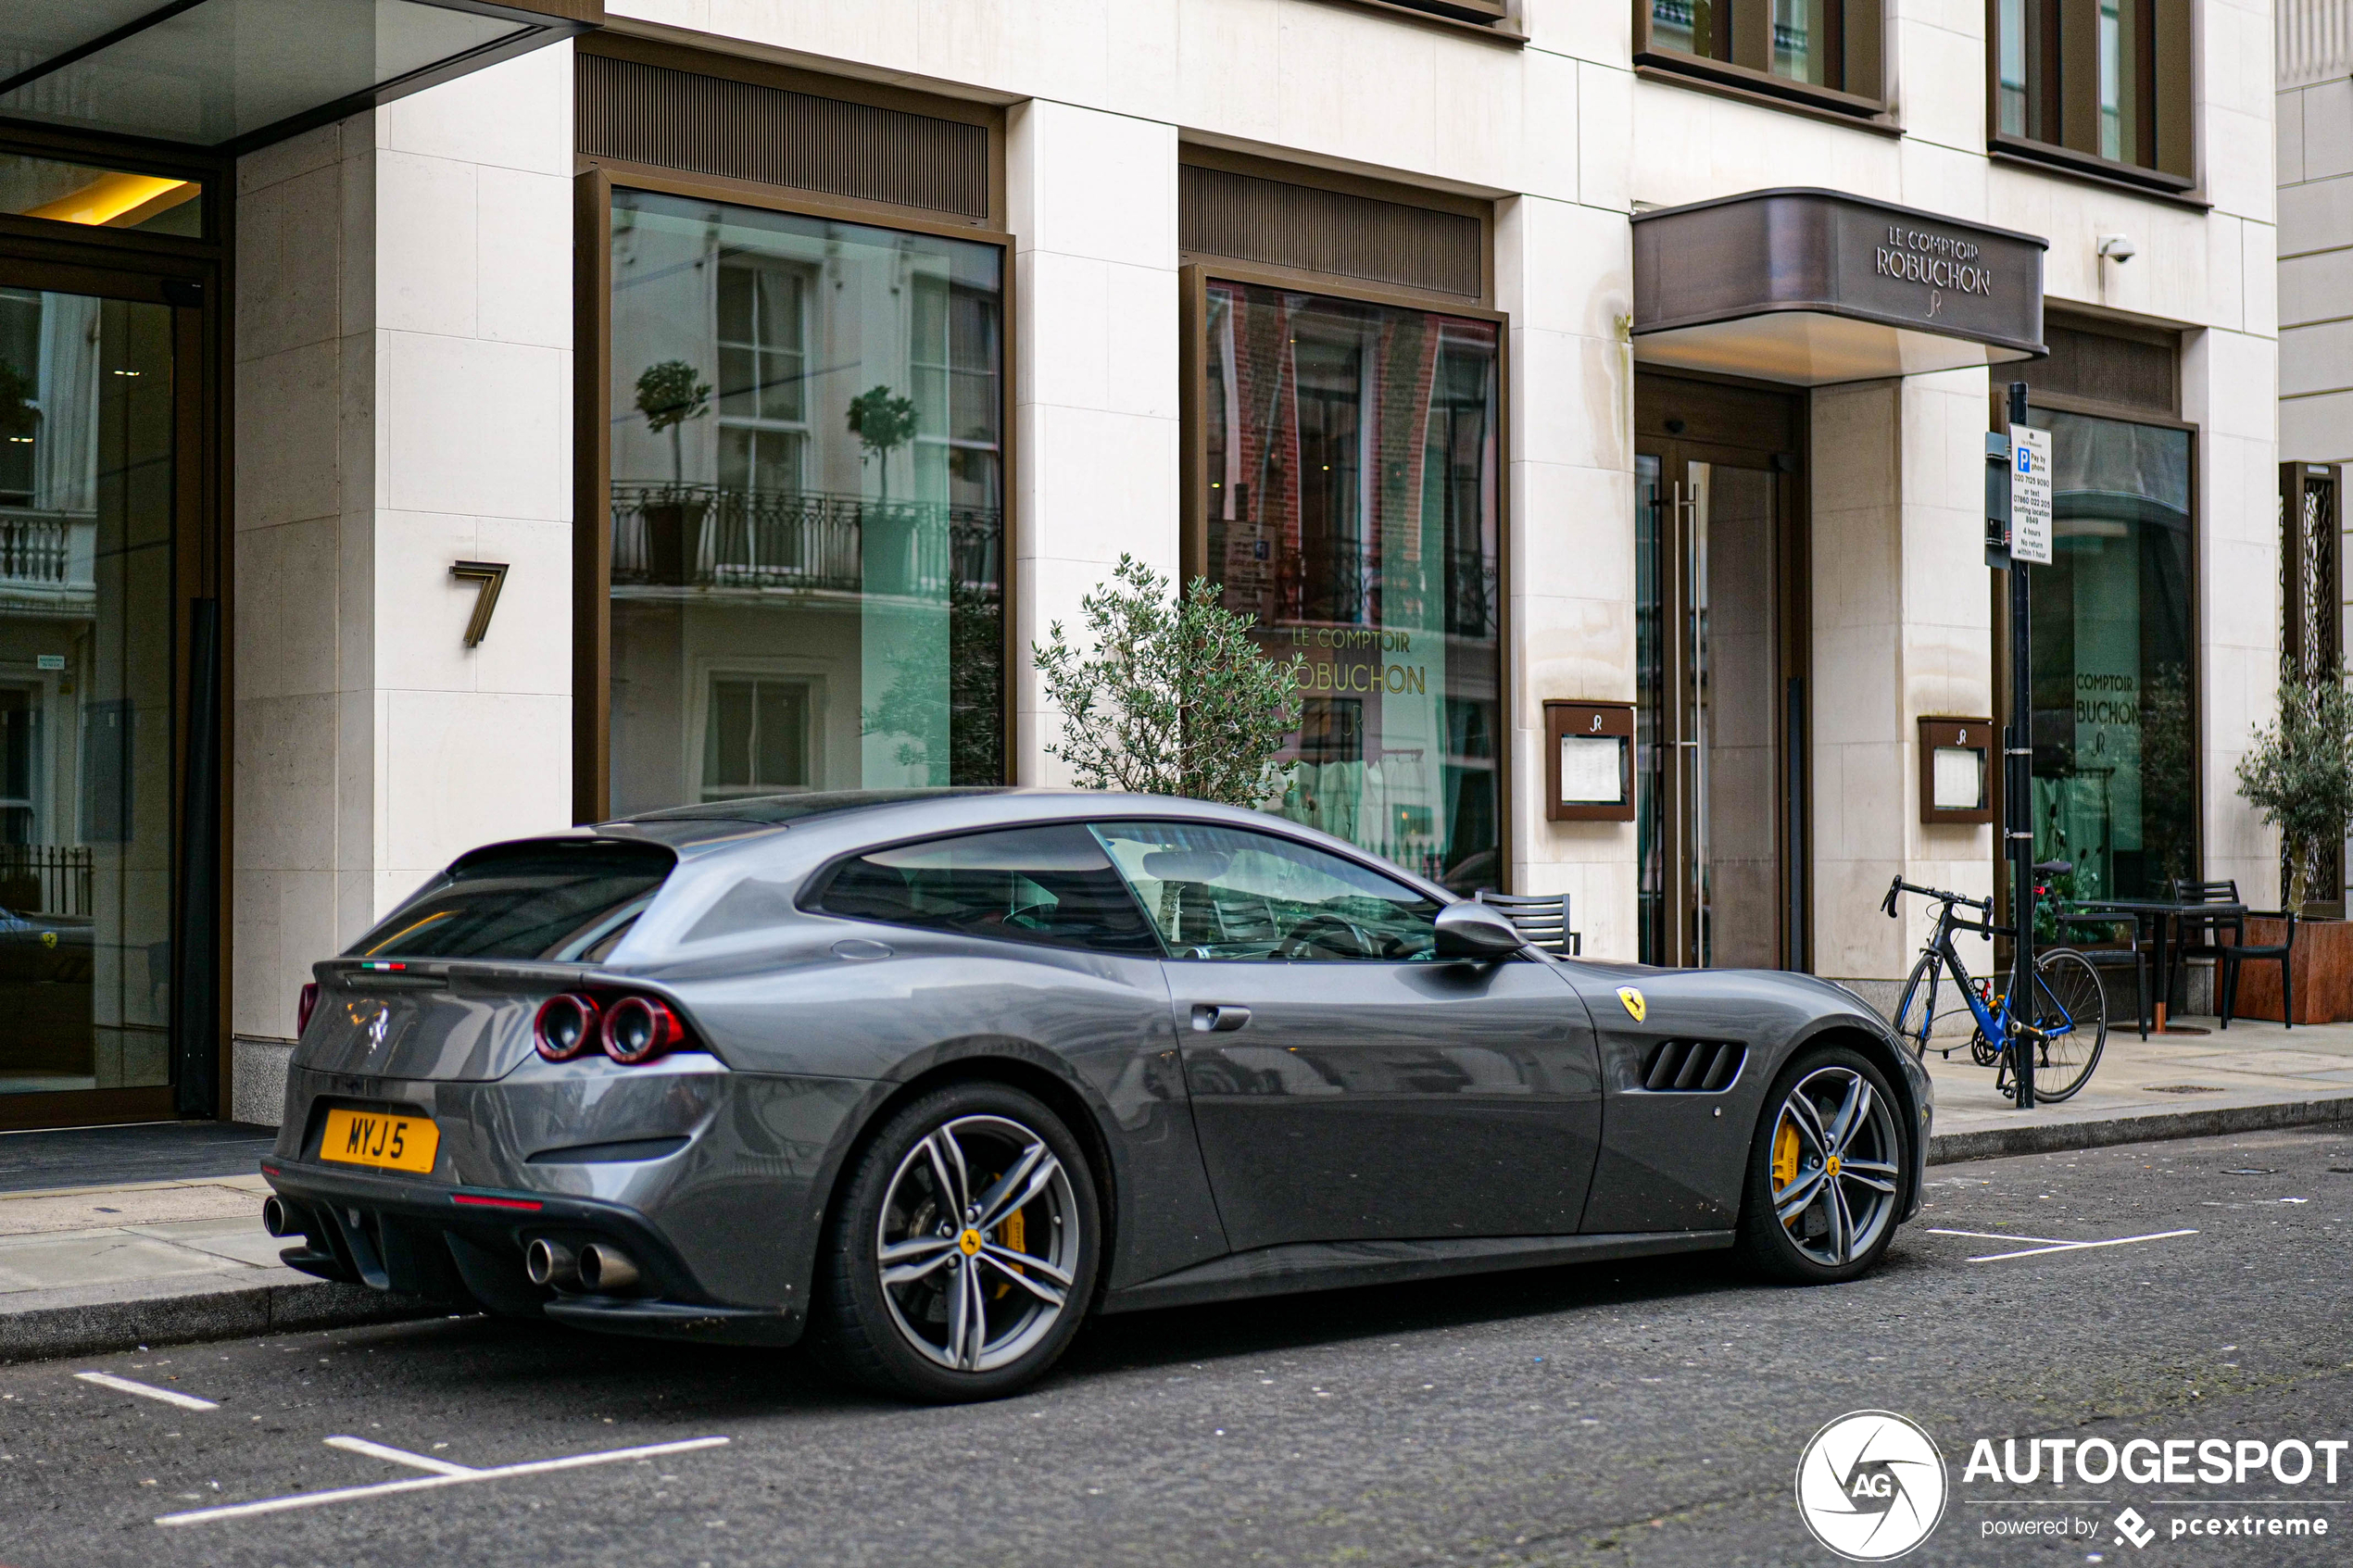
[585, 787, 1457, 900]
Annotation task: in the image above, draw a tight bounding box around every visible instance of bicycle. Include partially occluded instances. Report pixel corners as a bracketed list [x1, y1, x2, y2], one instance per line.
[1882, 875, 2108, 1102]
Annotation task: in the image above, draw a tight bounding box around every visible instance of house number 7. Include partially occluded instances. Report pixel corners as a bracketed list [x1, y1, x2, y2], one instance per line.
[451, 560, 510, 648]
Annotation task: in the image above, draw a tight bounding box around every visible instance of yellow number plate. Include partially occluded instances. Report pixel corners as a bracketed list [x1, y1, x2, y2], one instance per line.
[319, 1108, 440, 1173]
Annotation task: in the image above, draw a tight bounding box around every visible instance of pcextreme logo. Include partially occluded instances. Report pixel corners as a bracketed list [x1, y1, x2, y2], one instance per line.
[1795, 1411, 1950, 1561]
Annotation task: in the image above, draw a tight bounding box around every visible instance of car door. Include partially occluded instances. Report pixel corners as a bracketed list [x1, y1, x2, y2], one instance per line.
[1091, 821, 1602, 1251]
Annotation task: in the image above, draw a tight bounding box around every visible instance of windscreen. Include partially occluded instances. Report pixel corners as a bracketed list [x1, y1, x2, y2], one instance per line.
[349, 840, 677, 961]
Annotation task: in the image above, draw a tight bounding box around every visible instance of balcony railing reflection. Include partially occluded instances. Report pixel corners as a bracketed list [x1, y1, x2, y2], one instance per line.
[1272, 548, 1500, 640]
[0, 845, 92, 917]
[0, 510, 94, 592]
[611, 483, 1001, 597]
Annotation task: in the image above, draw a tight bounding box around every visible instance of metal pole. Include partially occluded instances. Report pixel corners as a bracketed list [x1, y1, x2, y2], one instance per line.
[2007, 380, 2036, 1110]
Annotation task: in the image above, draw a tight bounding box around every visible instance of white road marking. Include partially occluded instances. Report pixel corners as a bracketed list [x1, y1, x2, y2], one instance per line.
[1927, 1226, 2198, 1262]
[323, 1435, 478, 1476]
[153, 1436, 730, 1527]
[74, 1373, 219, 1411]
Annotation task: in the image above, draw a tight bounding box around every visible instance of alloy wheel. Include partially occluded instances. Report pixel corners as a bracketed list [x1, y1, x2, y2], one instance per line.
[874, 1113, 1079, 1374]
[1768, 1065, 1901, 1268]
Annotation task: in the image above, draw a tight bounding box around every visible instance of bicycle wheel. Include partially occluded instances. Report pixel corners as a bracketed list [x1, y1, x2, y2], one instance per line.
[1890, 951, 1942, 1059]
[2024, 947, 2108, 1101]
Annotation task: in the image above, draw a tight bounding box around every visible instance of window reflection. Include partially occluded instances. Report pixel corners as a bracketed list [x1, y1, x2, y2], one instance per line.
[1202, 281, 1500, 891]
[2025, 408, 2195, 901]
[607, 191, 1005, 813]
[0, 290, 174, 1101]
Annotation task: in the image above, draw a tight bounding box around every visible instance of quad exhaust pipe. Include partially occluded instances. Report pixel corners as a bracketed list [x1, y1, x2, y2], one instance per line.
[579, 1242, 639, 1294]
[524, 1237, 639, 1294]
[524, 1237, 580, 1290]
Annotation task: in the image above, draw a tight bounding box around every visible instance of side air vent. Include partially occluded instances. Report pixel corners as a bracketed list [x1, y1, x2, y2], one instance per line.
[1640, 1039, 1747, 1093]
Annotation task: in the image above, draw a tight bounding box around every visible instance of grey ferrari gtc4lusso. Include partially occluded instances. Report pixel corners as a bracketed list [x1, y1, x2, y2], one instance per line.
[261, 788, 1931, 1402]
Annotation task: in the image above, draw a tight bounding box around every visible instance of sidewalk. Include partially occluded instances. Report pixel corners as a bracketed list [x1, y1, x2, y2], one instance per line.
[7, 1017, 2353, 1365]
[0, 1133, 428, 1363]
[1921, 1010, 2353, 1160]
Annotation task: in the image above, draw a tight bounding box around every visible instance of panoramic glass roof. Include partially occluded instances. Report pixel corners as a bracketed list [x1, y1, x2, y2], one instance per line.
[0, 0, 581, 152]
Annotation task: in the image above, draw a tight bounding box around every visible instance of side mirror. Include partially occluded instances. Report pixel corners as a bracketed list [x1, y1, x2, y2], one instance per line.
[1434, 901, 1529, 960]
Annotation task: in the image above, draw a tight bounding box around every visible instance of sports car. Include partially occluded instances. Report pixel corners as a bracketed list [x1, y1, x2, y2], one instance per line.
[260, 789, 1931, 1401]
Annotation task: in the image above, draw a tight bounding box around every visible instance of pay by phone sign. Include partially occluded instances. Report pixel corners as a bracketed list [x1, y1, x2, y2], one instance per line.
[2009, 423, 2053, 564]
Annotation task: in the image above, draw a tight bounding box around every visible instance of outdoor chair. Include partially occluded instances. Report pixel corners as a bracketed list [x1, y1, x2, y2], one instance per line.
[1474, 890, 1581, 956]
[2166, 878, 2246, 1017]
[2218, 909, 2299, 1031]
[2053, 907, 2150, 1039]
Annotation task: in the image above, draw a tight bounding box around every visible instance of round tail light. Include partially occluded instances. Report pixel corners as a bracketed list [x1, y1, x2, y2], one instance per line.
[601, 996, 681, 1064]
[534, 993, 600, 1061]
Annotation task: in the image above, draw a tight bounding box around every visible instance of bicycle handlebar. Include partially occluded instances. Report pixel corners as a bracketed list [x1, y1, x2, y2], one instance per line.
[1881, 874, 1992, 918]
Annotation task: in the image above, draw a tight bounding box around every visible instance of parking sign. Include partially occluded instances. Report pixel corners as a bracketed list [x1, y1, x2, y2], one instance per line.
[2009, 423, 2052, 564]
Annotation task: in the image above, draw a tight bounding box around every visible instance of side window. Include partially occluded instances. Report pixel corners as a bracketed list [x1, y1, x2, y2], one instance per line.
[814, 824, 1161, 956]
[1091, 822, 1441, 961]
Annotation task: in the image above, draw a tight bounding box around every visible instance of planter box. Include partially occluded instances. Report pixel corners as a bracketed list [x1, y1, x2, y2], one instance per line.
[2224, 916, 2353, 1024]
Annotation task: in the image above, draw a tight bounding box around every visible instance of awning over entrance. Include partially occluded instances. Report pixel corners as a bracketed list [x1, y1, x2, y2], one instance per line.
[1632, 189, 2046, 386]
[0, 0, 595, 155]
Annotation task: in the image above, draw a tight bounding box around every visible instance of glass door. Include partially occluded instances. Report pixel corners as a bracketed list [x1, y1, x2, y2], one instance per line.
[1637, 449, 1794, 969]
[0, 277, 180, 1125]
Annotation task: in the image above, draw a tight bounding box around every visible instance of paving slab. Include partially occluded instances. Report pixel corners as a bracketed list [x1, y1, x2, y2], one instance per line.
[1919, 1010, 2353, 1160]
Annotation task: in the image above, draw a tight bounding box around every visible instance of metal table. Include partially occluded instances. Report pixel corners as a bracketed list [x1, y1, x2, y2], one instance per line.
[2066, 897, 2246, 1034]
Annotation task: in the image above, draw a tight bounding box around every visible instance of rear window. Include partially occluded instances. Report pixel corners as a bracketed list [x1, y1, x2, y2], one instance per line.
[350, 840, 677, 961]
[814, 824, 1162, 956]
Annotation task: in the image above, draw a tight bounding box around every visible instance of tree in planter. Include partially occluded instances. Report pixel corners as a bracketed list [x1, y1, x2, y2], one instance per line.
[634, 358, 710, 486]
[847, 384, 919, 501]
[1034, 555, 1299, 805]
[2235, 662, 2353, 910]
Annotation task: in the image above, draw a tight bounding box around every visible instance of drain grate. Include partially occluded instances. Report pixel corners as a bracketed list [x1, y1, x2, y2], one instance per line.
[2144, 1084, 2223, 1094]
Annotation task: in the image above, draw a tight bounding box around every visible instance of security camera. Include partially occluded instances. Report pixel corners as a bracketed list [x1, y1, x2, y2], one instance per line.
[2097, 233, 2137, 263]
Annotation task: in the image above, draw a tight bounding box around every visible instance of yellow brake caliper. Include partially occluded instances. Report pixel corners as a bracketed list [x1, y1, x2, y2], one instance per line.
[988, 1201, 1026, 1298]
[1772, 1120, 1801, 1222]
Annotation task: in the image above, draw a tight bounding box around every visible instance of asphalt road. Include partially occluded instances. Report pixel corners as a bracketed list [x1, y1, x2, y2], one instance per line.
[4, 1127, 2349, 1568]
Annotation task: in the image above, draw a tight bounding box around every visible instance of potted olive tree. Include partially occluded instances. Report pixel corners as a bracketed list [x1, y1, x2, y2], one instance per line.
[2236, 663, 2353, 914]
[1033, 555, 1299, 805]
[634, 358, 709, 585]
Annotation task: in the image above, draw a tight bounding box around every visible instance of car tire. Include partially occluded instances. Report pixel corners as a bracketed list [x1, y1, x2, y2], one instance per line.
[812, 1080, 1101, 1403]
[1735, 1043, 1908, 1286]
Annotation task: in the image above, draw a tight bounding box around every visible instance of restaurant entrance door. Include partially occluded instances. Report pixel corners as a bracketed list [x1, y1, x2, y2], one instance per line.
[1634, 375, 1808, 971]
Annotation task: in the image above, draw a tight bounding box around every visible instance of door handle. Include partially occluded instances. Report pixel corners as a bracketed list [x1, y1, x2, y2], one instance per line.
[1190, 1004, 1251, 1033]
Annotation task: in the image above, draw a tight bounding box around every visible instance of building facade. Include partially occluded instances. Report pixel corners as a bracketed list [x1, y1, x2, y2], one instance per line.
[2279, 0, 2351, 916]
[0, 0, 2279, 1131]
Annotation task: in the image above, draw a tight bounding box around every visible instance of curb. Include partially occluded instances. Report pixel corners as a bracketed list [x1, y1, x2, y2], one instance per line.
[0, 1278, 439, 1365]
[1927, 1093, 2353, 1165]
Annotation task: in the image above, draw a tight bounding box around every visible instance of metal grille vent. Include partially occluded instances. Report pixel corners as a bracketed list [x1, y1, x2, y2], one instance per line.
[578, 53, 989, 220]
[1640, 1039, 1747, 1092]
[1180, 164, 1482, 299]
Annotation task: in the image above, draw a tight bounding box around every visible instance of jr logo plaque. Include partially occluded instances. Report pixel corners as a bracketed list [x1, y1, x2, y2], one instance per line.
[1795, 1411, 1948, 1561]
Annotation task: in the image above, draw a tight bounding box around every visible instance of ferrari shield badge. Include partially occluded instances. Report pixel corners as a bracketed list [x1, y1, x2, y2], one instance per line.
[1617, 986, 1645, 1022]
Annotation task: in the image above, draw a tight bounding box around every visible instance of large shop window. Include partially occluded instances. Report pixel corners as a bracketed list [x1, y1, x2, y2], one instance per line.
[1637, 0, 1885, 111]
[1993, 0, 2193, 185]
[2026, 408, 2195, 900]
[0, 287, 175, 1107]
[605, 191, 1005, 814]
[1201, 281, 1502, 893]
